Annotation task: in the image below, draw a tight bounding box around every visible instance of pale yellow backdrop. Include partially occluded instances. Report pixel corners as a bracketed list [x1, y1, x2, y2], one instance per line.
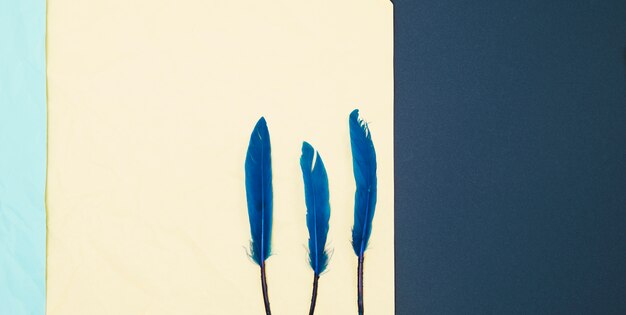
[46, 0, 393, 314]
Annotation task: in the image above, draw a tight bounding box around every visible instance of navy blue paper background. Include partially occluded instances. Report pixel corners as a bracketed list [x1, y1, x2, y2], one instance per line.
[393, 1, 626, 314]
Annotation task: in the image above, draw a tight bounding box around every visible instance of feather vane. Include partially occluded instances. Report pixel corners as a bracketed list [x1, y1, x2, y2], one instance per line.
[300, 142, 331, 275]
[349, 109, 378, 257]
[245, 117, 273, 265]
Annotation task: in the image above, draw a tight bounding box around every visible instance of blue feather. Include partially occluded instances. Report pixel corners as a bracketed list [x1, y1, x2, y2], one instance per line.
[349, 109, 378, 257]
[245, 117, 273, 265]
[300, 142, 331, 275]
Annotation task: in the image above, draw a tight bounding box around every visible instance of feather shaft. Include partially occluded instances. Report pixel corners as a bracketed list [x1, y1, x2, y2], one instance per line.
[308, 274, 320, 315]
[260, 263, 271, 315]
[245, 117, 273, 314]
[357, 255, 364, 315]
[349, 109, 377, 315]
[301, 142, 331, 315]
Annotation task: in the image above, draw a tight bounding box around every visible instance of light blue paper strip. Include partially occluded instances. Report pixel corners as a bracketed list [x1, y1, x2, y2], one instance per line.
[0, 0, 47, 313]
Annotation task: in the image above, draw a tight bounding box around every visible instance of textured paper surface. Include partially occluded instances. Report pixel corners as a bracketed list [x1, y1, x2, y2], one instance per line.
[47, 0, 393, 313]
[0, 0, 47, 313]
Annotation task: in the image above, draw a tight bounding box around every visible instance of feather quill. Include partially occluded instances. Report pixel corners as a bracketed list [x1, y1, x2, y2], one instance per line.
[245, 117, 273, 315]
[300, 142, 331, 314]
[349, 109, 377, 315]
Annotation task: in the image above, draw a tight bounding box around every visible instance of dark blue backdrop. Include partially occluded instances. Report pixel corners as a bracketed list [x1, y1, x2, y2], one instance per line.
[393, 1, 626, 314]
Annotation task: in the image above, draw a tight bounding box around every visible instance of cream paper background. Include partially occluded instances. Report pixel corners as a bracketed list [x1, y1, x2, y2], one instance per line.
[46, 0, 393, 314]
